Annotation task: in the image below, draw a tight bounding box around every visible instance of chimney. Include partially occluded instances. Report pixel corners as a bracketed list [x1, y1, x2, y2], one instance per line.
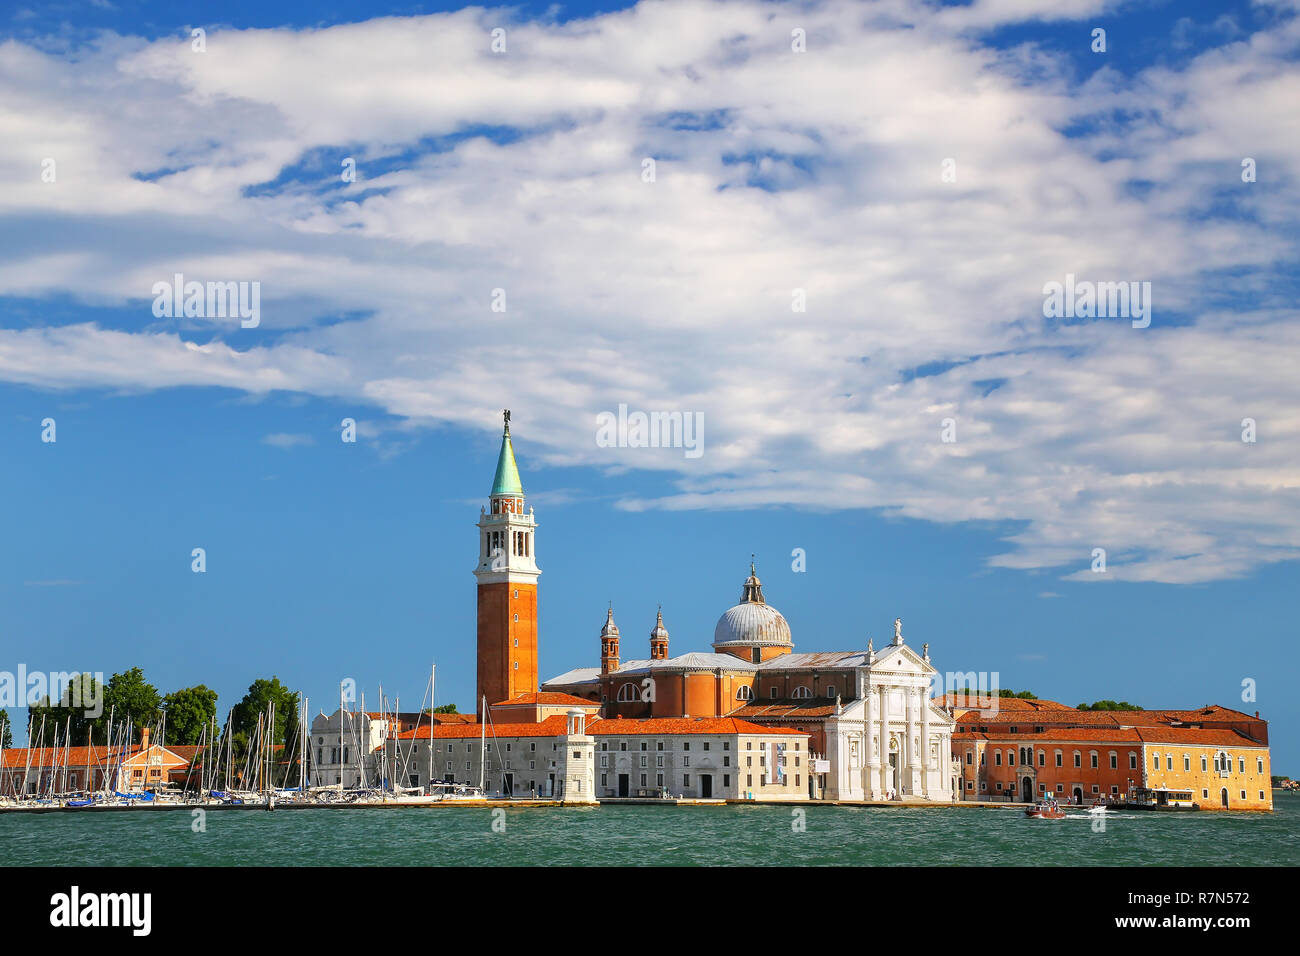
[141, 727, 151, 750]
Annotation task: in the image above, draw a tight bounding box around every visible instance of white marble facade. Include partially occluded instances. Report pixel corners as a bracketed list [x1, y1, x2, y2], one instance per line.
[822, 640, 955, 802]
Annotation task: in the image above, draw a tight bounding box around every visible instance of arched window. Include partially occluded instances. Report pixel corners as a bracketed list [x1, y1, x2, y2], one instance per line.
[735, 685, 752, 701]
[792, 686, 812, 699]
[616, 683, 640, 702]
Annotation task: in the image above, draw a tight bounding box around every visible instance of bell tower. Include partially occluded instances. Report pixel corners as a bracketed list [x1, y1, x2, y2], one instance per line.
[474, 410, 540, 708]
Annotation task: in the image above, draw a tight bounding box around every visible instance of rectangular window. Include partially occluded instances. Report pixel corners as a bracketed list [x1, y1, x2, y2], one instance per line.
[703, 742, 710, 751]
[683, 756, 689, 767]
[1055, 753, 1062, 768]
[1130, 754, 1137, 770]
[995, 752, 1002, 766]
[1257, 757, 1264, 774]
[683, 775, 690, 787]
[1184, 756, 1190, 771]
[1239, 758, 1245, 773]
[1110, 754, 1118, 769]
[1075, 753, 1081, 768]
[723, 756, 730, 767]
[724, 774, 731, 787]
[1039, 752, 1045, 767]
[1090, 754, 1098, 769]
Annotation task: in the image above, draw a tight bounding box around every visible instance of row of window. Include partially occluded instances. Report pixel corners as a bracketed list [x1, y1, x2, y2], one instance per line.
[598, 772, 802, 790]
[965, 747, 1265, 777]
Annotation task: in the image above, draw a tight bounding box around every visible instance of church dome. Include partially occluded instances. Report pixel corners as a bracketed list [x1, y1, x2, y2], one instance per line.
[712, 563, 792, 650]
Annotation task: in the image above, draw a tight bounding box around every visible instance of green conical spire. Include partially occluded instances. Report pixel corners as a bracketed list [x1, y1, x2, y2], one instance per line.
[491, 409, 524, 498]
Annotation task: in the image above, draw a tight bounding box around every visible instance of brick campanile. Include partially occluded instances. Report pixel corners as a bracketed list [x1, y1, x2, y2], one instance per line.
[474, 410, 540, 711]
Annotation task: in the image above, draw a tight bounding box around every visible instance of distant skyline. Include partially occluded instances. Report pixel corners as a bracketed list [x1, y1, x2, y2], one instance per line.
[1, 0, 1297, 772]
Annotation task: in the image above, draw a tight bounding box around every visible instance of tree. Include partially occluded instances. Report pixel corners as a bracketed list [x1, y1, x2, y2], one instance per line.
[432, 704, 458, 714]
[27, 672, 103, 745]
[101, 668, 162, 740]
[232, 677, 300, 756]
[999, 689, 1038, 699]
[1077, 699, 1143, 711]
[163, 686, 218, 745]
[0, 709, 12, 749]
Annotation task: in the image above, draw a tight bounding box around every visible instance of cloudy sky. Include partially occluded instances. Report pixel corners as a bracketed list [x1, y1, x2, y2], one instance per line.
[1, 1, 1296, 765]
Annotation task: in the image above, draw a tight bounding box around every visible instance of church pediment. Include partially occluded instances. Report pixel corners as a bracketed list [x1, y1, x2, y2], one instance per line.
[870, 643, 935, 676]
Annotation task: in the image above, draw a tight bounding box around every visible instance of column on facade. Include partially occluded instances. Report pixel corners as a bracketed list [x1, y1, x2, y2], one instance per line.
[866, 690, 880, 800]
[921, 690, 930, 799]
[903, 687, 916, 795]
[877, 683, 889, 798]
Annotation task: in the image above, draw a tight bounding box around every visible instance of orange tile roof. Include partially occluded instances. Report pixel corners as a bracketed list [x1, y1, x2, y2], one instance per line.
[1, 745, 127, 769]
[1133, 727, 1266, 748]
[955, 704, 1266, 730]
[397, 715, 807, 740]
[492, 692, 600, 707]
[964, 726, 1265, 748]
[938, 694, 1074, 712]
[588, 717, 805, 737]
[728, 700, 837, 720]
[398, 715, 571, 740]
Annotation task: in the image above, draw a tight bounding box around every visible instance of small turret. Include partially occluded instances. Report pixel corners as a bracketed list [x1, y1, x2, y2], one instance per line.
[600, 606, 621, 675]
[650, 607, 670, 660]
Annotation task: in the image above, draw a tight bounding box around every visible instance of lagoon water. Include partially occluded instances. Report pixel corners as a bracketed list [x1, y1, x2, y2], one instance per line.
[3, 794, 1297, 866]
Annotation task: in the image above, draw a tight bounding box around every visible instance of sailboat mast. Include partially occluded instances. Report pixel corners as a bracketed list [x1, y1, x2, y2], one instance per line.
[479, 695, 486, 792]
[436, 665, 441, 790]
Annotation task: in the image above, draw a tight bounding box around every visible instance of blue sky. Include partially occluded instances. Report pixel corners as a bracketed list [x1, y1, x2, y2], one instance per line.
[1, 0, 1297, 770]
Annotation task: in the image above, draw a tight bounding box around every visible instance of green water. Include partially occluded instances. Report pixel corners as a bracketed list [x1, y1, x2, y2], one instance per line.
[3, 794, 1298, 866]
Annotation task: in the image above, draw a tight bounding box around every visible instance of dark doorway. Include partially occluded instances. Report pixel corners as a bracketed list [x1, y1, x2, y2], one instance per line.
[701, 775, 713, 798]
[1221, 788, 1229, 808]
[1021, 777, 1033, 802]
[502, 773, 513, 797]
[618, 774, 630, 797]
[548, 773, 554, 796]
[1072, 787, 1083, 804]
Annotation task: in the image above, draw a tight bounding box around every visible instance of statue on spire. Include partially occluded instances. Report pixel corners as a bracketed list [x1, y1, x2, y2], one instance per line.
[893, 617, 903, 645]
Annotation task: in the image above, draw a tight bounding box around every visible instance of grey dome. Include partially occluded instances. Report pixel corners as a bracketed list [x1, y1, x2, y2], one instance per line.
[713, 601, 792, 648]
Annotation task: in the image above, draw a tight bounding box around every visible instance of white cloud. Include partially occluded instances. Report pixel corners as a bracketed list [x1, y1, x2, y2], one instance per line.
[0, 0, 1297, 584]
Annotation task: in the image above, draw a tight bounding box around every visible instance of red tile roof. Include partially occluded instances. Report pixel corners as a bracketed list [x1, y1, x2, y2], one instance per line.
[957, 726, 1265, 748]
[938, 695, 1074, 712]
[588, 717, 804, 737]
[492, 692, 600, 707]
[397, 715, 806, 740]
[1, 745, 125, 769]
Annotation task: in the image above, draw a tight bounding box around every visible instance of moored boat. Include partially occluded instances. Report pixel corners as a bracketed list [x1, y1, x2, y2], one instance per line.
[1125, 787, 1200, 811]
